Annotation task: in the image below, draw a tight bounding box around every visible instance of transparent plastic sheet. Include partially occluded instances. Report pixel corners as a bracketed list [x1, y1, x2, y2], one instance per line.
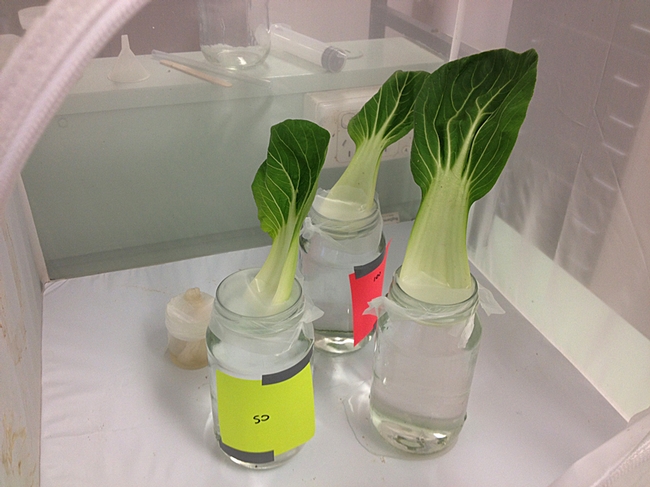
[302, 216, 356, 254]
[548, 406, 650, 487]
[310, 188, 377, 220]
[211, 270, 323, 357]
[366, 295, 475, 347]
[466, 0, 650, 417]
[213, 293, 323, 351]
[301, 189, 383, 255]
[463, 1, 650, 483]
[365, 282, 504, 321]
[0, 0, 153, 211]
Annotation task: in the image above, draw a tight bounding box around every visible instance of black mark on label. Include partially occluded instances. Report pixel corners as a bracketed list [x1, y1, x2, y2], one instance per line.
[261, 345, 313, 385]
[354, 245, 386, 279]
[219, 439, 274, 464]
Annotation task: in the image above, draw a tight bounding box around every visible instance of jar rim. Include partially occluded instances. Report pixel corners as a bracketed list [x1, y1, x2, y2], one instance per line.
[308, 192, 382, 236]
[214, 267, 304, 325]
[389, 266, 479, 317]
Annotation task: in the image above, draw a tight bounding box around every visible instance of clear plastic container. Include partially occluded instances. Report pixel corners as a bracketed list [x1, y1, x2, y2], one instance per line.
[165, 288, 213, 369]
[206, 268, 316, 468]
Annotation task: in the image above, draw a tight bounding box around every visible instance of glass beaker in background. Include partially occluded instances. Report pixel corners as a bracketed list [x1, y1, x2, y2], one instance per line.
[198, 0, 270, 69]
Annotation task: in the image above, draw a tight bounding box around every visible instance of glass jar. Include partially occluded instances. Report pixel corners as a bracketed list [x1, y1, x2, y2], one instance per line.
[198, 0, 270, 70]
[206, 268, 315, 469]
[299, 196, 387, 354]
[369, 268, 481, 455]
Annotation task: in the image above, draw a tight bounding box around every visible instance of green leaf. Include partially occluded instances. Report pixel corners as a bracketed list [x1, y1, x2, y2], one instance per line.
[250, 119, 330, 308]
[319, 70, 429, 219]
[400, 49, 538, 303]
[411, 48, 538, 205]
[347, 70, 429, 150]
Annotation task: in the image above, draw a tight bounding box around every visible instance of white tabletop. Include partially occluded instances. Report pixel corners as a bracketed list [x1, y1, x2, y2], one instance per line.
[40, 221, 626, 487]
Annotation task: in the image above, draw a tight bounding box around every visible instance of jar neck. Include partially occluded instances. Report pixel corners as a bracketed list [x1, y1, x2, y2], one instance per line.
[213, 268, 305, 337]
[388, 267, 479, 324]
[308, 192, 382, 238]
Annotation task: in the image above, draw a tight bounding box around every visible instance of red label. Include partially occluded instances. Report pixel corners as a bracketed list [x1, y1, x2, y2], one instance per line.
[349, 241, 390, 345]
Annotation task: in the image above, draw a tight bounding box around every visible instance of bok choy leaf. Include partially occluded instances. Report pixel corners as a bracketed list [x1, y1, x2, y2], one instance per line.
[250, 119, 330, 309]
[399, 48, 538, 304]
[317, 70, 429, 220]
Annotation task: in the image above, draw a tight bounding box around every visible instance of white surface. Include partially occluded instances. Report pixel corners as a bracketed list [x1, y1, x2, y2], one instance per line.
[41, 221, 626, 486]
[471, 216, 650, 421]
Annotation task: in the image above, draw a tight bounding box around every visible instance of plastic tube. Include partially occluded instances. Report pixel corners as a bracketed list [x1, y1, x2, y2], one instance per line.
[269, 24, 346, 73]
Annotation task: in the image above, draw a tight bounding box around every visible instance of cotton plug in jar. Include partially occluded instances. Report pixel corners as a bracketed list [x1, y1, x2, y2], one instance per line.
[165, 288, 214, 369]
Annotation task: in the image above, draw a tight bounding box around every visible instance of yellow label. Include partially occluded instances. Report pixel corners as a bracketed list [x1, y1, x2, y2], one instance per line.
[216, 351, 315, 462]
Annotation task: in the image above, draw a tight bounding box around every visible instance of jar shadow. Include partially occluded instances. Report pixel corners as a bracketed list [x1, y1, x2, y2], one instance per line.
[343, 385, 450, 461]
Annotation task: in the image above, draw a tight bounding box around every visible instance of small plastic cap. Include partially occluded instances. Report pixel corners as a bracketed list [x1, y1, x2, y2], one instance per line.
[108, 35, 150, 83]
[321, 47, 346, 73]
[165, 288, 214, 341]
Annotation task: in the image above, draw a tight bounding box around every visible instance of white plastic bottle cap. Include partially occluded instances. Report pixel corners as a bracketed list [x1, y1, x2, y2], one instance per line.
[165, 288, 214, 342]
